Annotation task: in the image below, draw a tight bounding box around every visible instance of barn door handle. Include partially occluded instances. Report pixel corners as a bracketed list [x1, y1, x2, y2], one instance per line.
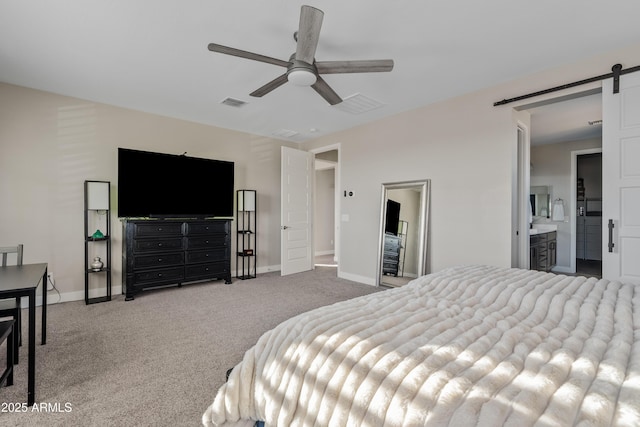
[608, 219, 615, 252]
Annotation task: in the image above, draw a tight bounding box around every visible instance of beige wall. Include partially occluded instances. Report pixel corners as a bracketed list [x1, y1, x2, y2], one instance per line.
[303, 42, 640, 284]
[0, 83, 292, 302]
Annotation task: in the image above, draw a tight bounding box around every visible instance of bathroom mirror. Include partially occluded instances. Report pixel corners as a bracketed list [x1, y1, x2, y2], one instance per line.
[377, 180, 430, 287]
[530, 185, 551, 218]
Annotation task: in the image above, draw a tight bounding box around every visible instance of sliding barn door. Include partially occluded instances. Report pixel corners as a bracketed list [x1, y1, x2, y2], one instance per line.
[602, 71, 640, 283]
[280, 146, 314, 276]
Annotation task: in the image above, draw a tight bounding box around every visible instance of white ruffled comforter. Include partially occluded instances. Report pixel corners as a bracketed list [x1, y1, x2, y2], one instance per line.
[203, 265, 640, 426]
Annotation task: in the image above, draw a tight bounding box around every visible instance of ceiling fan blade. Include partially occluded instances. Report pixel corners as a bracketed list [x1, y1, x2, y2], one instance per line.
[295, 6, 324, 64]
[316, 59, 395, 74]
[208, 43, 289, 68]
[312, 76, 342, 105]
[249, 73, 289, 97]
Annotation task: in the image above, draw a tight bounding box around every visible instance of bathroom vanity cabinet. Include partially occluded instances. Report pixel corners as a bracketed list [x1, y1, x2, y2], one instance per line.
[530, 231, 557, 272]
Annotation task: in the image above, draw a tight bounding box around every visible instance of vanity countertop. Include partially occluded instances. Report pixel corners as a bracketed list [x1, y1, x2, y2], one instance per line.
[530, 224, 558, 235]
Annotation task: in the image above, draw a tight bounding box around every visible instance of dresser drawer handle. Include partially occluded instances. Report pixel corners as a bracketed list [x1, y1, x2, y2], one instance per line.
[158, 228, 163, 231]
[158, 243, 163, 247]
[158, 258, 162, 262]
[157, 273, 162, 277]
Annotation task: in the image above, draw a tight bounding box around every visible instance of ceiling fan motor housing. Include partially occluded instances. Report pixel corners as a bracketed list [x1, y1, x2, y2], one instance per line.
[287, 55, 317, 86]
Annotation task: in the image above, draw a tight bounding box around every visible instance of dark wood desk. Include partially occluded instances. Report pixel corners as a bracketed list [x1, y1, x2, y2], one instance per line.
[0, 263, 47, 406]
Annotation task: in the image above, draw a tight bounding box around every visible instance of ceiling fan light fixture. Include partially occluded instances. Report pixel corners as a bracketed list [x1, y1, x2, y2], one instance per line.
[287, 69, 317, 86]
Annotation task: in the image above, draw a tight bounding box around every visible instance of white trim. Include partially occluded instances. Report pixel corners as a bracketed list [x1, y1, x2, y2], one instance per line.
[338, 271, 376, 286]
[514, 122, 531, 269]
[314, 250, 335, 256]
[24, 284, 124, 306]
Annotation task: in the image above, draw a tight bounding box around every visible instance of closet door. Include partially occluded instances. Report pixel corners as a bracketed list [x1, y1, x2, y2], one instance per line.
[602, 71, 640, 283]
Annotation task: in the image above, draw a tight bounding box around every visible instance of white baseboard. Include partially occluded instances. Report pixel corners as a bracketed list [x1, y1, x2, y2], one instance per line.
[338, 271, 376, 286]
[30, 263, 378, 305]
[25, 285, 124, 307]
[314, 250, 335, 256]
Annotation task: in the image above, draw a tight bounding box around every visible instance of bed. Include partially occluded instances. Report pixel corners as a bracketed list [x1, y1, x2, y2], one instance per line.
[202, 265, 640, 426]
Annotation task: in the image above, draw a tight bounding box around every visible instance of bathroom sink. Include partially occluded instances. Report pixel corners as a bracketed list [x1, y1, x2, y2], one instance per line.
[530, 224, 557, 235]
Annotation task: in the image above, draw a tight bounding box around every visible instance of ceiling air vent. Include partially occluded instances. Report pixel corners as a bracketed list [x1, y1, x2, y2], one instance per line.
[272, 129, 299, 139]
[220, 97, 248, 108]
[333, 93, 385, 114]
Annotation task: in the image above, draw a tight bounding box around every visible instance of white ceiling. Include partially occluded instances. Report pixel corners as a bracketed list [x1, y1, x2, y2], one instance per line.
[1, 1, 639, 144]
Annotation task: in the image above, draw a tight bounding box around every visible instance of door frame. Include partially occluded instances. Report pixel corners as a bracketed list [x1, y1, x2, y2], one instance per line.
[514, 123, 530, 269]
[512, 85, 602, 271]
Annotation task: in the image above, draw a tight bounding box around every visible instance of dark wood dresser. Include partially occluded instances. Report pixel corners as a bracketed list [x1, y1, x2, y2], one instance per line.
[122, 219, 231, 300]
[382, 233, 402, 276]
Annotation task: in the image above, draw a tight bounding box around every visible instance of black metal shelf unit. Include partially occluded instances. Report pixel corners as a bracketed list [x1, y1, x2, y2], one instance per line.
[236, 190, 257, 280]
[84, 180, 112, 304]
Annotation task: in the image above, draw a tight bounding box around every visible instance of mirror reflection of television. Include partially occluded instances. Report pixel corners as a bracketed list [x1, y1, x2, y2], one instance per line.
[117, 148, 234, 218]
[385, 199, 401, 235]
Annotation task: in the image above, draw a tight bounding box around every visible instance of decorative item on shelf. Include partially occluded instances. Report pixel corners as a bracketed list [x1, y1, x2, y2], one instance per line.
[91, 256, 104, 272]
[552, 198, 565, 221]
[92, 229, 105, 239]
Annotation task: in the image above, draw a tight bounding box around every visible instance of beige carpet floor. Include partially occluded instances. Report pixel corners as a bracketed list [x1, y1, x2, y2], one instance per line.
[0, 267, 381, 427]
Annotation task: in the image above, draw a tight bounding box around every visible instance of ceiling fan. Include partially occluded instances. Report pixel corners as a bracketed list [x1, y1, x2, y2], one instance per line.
[207, 5, 394, 105]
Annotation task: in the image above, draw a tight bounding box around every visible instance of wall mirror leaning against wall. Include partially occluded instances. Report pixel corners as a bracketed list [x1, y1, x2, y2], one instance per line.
[377, 180, 431, 287]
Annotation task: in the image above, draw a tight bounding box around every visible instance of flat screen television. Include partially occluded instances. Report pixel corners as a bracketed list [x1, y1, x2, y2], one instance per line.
[117, 148, 234, 218]
[385, 199, 401, 235]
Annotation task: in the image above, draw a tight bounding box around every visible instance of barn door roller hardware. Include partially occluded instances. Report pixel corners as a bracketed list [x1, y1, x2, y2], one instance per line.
[493, 63, 640, 106]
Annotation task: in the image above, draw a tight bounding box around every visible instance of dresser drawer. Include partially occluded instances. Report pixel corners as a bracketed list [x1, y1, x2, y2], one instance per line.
[186, 235, 227, 250]
[185, 221, 228, 235]
[383, 259, 398, 267]
[185, 262, 228, 279]
[133, 252, 184, 269]
[134, 237, 184, 253]
[185, 248, 228, 264]
[133, 266, 184, 285]
[133, 222, 183, 237]
[383, 251, 399, 260]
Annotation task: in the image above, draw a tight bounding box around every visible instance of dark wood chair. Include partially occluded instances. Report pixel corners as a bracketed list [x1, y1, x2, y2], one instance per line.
[0, 245, 23, 363]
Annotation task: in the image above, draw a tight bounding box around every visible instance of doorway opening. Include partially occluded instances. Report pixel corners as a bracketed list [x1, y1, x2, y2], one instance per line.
[574, 151, 603, 278]
[516, 89, 603, 275]
[311, 145, 340, 271]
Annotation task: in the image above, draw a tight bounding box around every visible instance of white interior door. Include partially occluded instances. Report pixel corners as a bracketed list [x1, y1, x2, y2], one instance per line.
[602, 72, 640, 283]
[281, 146, 314, 275]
